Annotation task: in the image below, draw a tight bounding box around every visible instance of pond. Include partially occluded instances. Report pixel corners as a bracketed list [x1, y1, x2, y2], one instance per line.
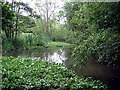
[3, 47, 70, 64]
[3, 47, 120, 90]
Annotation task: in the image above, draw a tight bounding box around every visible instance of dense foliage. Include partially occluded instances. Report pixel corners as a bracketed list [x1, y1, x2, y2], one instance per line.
[1, 2, 15, 39]
[2, 57, 107, 90]
[72, 29, 120, 67]
[64, 2, 120, 67]
[1, 1, 34, 39]
[2, 1, 120, 90]
[65, 2, 120, 32]
[1, 1, 37, 51]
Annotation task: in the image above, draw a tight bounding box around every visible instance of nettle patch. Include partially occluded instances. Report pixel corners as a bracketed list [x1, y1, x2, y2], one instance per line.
[2, 57, 107, 90]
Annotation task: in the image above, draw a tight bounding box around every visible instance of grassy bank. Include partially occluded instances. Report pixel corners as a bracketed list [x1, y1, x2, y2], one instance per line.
[46, 41, 72, 47]
[2, 38, 73, 52]
[2, 57, 107, 90]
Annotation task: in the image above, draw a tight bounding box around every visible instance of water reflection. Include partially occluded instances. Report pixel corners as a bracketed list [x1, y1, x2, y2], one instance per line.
[2, 47, 120, 90]
[42, 49, 67, 64]
[3, 47, 68, 64]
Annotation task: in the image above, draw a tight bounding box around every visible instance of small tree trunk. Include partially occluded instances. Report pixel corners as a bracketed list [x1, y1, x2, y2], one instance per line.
[15, 7, 20, 39]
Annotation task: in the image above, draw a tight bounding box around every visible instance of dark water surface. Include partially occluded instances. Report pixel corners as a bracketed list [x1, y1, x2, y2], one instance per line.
[3, 47, 120, 90]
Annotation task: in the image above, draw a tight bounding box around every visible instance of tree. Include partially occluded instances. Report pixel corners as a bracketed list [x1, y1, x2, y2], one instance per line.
[18, 15, 36, 33]
[12, 1, 34, 38]
[35, 1, 60, 36]
[64, 2, 120, 32]
[64, 2, 81, 31]
[1, 2, 15, 40]
[64, 2, 120, 67]
[1, 1, 35, 40]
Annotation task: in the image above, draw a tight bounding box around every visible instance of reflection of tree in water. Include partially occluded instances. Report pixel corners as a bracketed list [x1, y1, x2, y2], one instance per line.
[42, 49, 67, 64]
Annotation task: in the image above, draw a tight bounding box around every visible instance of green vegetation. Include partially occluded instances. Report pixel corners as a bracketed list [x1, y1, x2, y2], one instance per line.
[2, 57, 107, 90]
[46, 41, 72, 47]
[64, 2, 120, 68]
[1, 1, 37, 51]
[2, 34, 45, 51]
[1, 1, 15, 40]
[72, 29, 120, 67]
[1, 1, 34, 41]
[1, 1, 75, 52]
[2, 33, 72, 51]
[1, 1, 120, 89]
[49, 23, 77, 44]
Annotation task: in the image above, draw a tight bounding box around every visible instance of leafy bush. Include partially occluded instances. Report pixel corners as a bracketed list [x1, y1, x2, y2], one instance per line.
[2, 34, 24, 51]
[31, 35, 45, 47]
[64, 2, 120, 32]
[2, 57, 107, 90]
[50, 26, 77, 44]
[64, 2, 120, 68]
[72, 29, 120, 68]
[2, 39, 14, 52]
[19, 33, 48, 48]
[12, 38, 25, 48]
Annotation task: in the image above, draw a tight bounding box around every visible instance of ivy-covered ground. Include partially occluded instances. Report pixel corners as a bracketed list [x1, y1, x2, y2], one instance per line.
[2, 57, 107, 90]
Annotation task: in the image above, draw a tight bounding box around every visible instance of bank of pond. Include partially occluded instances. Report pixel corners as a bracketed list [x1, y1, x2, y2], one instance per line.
[2, 46, 120, 90]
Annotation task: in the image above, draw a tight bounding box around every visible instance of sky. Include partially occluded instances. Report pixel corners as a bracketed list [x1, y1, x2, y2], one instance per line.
[6, 0, 64, 9]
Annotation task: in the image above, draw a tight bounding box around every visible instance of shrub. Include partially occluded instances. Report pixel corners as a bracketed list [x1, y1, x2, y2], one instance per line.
[50, 28, 77, 44]
[19, 33, 48, 48]
[72, 29, 120, 68]
[2, 57, 107, 90]
[2, 39, 13, 52]
[2, 35, 24, 51]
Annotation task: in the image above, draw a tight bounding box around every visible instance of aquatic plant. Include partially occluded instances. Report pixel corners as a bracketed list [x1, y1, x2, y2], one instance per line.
[2, 56, 107, 90]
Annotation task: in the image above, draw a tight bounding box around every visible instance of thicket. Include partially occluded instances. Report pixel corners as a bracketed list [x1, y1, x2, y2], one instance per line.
[1, 1, 76, 52]
[1, 1, 39, 51]
[2, 33, 48, 51]
[64, 2, 120, 67]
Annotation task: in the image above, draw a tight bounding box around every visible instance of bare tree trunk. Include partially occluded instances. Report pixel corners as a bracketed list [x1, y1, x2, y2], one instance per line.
[35, 1, 59, 36]
[46, 1, 49, 35]
[11, 0, 14, 40]
[11, 0, 14, 10]
[15, 7, 20, 39]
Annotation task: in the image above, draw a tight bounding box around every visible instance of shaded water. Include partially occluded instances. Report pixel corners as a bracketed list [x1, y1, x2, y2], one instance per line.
[3, 47, 120, 90]
[3, 47, 69, 64]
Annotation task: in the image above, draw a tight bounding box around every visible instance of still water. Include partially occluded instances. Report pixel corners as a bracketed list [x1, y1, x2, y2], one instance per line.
[3, 47, 120, 90]
[3, 47, 69, 64]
